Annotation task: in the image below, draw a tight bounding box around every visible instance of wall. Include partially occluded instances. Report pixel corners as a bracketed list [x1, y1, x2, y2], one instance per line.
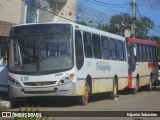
[55, 0, 78, 22]
[0, 0, 22, 24]
[0, 0, 23, 37]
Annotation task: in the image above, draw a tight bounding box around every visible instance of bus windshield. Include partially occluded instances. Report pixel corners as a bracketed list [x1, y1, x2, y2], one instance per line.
[9, 24, 73, 74]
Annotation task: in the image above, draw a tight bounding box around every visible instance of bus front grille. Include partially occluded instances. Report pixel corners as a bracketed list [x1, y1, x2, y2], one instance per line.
[23, 91, 55, 94]
[23, 81, 56, 86]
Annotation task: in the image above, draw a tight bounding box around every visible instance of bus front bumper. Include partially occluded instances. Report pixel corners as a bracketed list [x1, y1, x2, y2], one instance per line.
[9, 82, 76, 98]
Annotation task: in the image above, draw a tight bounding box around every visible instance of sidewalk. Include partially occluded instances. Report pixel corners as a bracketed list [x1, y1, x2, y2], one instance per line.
[0, 93, 11, 110]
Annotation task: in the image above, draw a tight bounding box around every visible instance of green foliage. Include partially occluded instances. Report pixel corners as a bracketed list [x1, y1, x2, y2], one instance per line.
[98, 23, 108, 32]
[136, 16, 154, 38]
[13, 106, 55, 120]
[76, 21, 88, 26]
[107, 13, 131, 35]
[107, 13, 154, 38]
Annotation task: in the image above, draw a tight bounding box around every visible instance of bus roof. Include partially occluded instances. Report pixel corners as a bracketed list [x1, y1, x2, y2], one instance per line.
[127, 38, 157, 46]
[73, 22, 126, 41]
[12, 22, 126, 41]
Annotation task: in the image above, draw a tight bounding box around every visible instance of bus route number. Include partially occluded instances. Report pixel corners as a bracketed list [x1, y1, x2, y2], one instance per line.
[21, 76, 29, 81]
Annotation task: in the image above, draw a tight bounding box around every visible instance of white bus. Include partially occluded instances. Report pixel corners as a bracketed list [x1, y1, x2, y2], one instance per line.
[8, 22, 128, 105]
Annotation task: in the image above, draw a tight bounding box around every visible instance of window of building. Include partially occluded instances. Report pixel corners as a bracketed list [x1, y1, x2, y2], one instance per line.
[101, 37, 110, 59]
[92, 34, 102, 59]
[83, 32, 93, 58]
[109, 38, 116, 60]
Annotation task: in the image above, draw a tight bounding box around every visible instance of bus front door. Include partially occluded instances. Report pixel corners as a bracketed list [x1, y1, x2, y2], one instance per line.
[128, 44, 137, 73]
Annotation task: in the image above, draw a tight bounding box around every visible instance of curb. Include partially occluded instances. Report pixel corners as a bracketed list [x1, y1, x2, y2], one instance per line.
[0, 99, 11, 110]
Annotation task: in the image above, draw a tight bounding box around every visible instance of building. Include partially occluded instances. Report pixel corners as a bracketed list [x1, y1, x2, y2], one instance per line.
[0, 0, 22, 40]
[21, 0, 78, 23]
[0, 0, 78, 39]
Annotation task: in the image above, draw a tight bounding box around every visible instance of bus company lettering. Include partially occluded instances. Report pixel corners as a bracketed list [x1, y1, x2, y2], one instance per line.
[96, 61, 111, 72]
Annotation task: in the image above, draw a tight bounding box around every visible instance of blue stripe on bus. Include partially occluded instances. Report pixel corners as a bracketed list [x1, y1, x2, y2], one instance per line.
[0, 84, 8, 88]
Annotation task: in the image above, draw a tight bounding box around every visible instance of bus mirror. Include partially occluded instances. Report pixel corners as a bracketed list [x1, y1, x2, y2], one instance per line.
[132, 43, 137, 56]
[134, 47, 136, 56]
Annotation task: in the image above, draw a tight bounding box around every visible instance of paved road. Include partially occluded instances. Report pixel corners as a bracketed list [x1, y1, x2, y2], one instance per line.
[2, 86, 160, 120]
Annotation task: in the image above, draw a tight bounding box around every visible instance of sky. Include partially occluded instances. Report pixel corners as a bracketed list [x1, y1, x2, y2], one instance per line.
[77, 0, 160, 37]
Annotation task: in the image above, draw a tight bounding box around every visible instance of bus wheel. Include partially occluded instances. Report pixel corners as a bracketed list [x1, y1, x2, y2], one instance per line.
[131, 79, 139, 94]
[79, 82, 90, 105]
[109, 79, 117, 99]
[146, 79, 152, 92]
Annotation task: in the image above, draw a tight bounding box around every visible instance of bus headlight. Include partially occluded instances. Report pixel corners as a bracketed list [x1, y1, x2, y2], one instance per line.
[58, 77, 71, 85]
[8, 76, 22, 87]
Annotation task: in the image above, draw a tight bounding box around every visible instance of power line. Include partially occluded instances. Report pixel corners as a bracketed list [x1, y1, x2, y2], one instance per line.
[77, 0, 131, 25]
[148, 0, 153, 10]
[87, 0, 130, 8]
[90, 0, 130, 6]
[85, 0, 130, 14]
[136, 5, 143, 18]
[78, 0, 117, 16]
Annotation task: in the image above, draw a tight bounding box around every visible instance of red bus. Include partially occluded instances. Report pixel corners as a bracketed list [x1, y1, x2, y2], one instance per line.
[127, 38, 158, 94]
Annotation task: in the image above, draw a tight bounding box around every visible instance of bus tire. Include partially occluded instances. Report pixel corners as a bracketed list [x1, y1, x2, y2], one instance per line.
[146, 76, 152, 92]
[131, 78, 139, 94]
[79, 82, 90, 105]
[109, 79, 117, 99]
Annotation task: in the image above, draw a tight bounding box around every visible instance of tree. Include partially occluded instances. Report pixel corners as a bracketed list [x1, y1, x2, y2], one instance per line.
[105, 13, 131, 35]
[76, 21, 88, 26]
[136, 17, 154, 39]
[106, 13, 154, 38]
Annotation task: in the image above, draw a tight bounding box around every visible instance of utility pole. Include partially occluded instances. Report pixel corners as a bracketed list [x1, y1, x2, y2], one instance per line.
[131, 0, 136, 38]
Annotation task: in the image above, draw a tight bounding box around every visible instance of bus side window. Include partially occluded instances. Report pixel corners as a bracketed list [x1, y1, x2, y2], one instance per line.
[109, 38, 116, 60]
[153, 47, 156, 62]
[123, 42, 126, 61]
[150, 46, 153, 62]
[75, 30, 84, 70]
[83, 32, 93, 58]
[139, 44, 143, 62]
[101, 37, 110, 59]
[92, 34, 102, 59]
[142, 45, 146, 62]
[155, 47, 158, 62]
[117, 40, 124, 61]
[146, 46, 150, 61]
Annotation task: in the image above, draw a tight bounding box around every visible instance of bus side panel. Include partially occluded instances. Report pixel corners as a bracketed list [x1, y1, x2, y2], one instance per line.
[149, 62, 158, 83]
[132, 62, 158, 88]
[75, 58, 92, 95]
[98, 78, 112, 93]
[75, 79, 85, 96]
[91, 60, 128, 93]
